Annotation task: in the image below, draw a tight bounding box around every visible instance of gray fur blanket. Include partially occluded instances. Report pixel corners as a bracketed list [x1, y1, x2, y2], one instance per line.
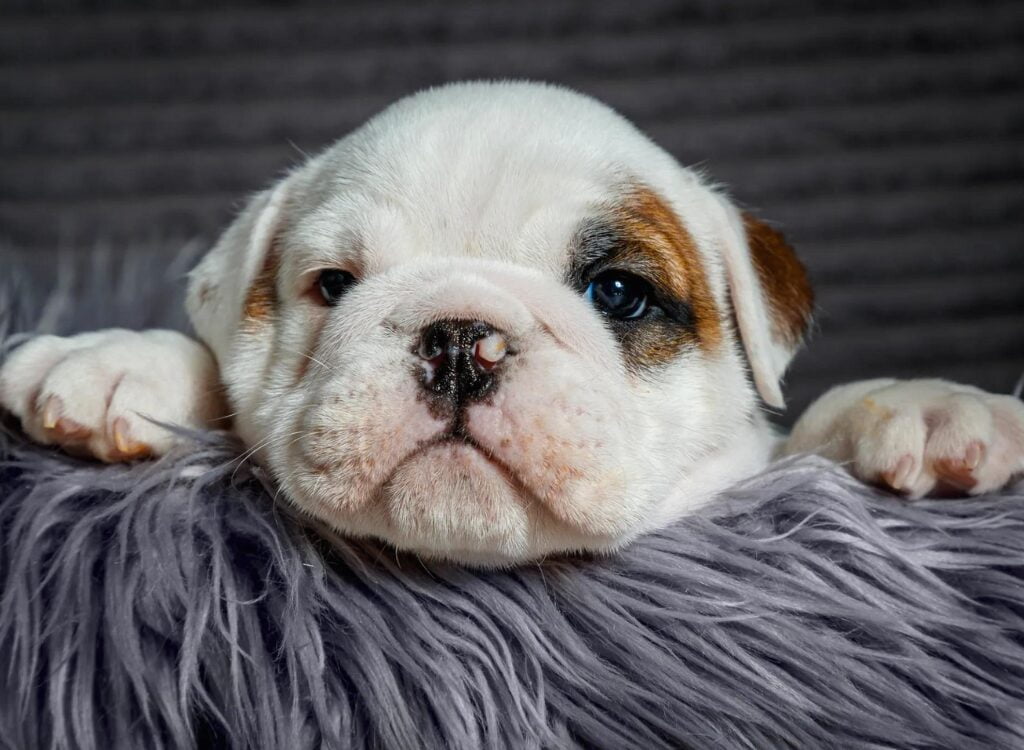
[1, 254, 1023, 749]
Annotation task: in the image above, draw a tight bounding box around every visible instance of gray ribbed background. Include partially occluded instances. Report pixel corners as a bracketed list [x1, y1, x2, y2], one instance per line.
[1, 0, 1022, 420]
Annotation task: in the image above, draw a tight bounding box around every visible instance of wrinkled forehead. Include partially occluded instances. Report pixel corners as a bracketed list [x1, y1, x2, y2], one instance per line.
[292, 160, 615, 277]
[279, 84, 722, 284]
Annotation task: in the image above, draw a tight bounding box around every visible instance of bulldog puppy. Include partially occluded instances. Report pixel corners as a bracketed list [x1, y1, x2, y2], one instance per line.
[2, 82, 1022, 565]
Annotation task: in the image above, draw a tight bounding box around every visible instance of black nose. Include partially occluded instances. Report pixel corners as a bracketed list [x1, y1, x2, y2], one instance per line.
[416, 319, 508, 407]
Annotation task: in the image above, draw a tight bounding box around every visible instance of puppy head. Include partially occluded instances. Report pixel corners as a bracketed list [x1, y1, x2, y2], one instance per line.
[187, 82, 811, 565]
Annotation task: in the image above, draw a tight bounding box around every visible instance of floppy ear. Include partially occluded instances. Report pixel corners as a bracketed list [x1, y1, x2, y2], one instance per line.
[186, 179, 292, 364]
[713, 197, 813, 409]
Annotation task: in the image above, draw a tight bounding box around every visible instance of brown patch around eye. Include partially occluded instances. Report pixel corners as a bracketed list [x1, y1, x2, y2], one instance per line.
[742, 213, 813, 347]
[241, 246, 280, 330]
[586, 185, 721, 369]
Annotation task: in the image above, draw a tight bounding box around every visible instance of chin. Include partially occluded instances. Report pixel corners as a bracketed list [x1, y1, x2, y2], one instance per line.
[382, 441, 532, 561]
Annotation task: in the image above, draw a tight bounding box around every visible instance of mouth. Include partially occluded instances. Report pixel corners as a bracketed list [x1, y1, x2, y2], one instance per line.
[399, 426, 524, 492]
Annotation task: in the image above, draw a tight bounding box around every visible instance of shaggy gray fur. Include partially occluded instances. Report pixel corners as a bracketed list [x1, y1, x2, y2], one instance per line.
[1, 254, 1024, 749]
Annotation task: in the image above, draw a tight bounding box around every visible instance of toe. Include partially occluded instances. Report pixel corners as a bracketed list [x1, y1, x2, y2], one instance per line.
[966, 396, 1024, 494]
[932, 440, 984, 491]
[852, 405, 932, 497]
[37, 396, 93, 441]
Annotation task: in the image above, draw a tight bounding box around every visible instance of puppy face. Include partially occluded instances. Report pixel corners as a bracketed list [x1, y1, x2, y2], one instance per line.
[188, 82, 812, 565]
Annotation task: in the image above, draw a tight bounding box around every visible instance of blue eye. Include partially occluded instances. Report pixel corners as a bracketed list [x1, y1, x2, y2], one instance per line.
[317, 269, 357, 306]
[584, 271, 651, 320]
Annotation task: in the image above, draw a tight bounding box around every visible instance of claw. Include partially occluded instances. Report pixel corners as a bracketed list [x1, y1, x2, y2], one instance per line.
[933, 441, 985, 490]
[882, 454, 916, 492]
[111, 417, 151, 459]
[41, 396, 61, 430]
[964, 441, 984, 470]
[38, 396, 91, 439]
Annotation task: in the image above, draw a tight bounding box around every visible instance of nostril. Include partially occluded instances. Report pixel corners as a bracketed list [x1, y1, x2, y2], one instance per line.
[417, 327, 446, 363]
[417, 324, 449, 385]
[473, 331, 507, 371]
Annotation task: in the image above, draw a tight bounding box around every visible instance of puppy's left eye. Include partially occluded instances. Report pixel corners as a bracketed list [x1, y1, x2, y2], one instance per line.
[585, 271, 651, 320]
[317, 269, 357, 306]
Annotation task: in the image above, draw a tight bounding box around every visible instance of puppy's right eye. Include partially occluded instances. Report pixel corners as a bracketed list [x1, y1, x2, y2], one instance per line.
[317, 269, 356, 306]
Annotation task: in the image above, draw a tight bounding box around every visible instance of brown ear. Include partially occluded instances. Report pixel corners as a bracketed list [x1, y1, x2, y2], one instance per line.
[741, 213, 814, 349]
[712, 196, 814, 408]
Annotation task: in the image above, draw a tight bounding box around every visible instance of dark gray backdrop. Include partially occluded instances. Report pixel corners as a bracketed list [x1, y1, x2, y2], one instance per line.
[1, 0, 1022, 421]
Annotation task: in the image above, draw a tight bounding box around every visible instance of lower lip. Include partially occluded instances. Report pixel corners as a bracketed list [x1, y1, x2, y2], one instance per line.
[418, 436, 510, 476]
[430, 436, 488, 460]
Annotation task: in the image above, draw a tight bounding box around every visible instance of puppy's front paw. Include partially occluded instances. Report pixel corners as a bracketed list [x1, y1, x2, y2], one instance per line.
[0, 329, 222, 462]
[790, 379, 1024, 498]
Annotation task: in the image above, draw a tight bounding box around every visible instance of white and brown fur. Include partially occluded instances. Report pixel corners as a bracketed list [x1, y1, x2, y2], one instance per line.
[2, 82, 1022, 565]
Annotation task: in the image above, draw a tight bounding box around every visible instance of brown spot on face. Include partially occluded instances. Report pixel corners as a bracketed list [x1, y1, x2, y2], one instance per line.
[572, 184, 721, 369]
[242, 247, 280, 329]
[742, 213, 813, 347]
